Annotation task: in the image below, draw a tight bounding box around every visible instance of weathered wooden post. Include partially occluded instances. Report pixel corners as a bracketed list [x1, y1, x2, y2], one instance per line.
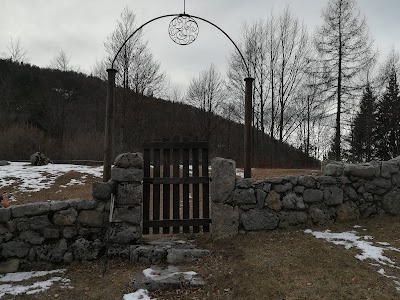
[103, 68, 117, 182]
[244, 77, 254, 178]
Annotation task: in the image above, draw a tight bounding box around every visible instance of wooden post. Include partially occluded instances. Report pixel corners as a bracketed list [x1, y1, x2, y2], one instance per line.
[244, 77, 254, 178]
[103, 68, 117, 182]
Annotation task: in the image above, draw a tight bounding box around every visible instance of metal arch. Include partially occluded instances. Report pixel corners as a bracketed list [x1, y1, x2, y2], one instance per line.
[111, 13, 250, 77]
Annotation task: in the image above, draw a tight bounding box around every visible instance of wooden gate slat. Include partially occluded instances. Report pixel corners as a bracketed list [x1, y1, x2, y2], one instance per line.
[143, 148, 151, 235]
[153, 148, 161, 234]
[172, 145, 180, 234]
[162, 147, 171, 234]
[182, 144, 190, 233]
[192, 148, 200, 233]
[202, 148, 210, 232]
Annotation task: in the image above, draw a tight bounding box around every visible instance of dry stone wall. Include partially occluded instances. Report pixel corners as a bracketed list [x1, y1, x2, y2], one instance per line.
[211, 157, 400, 239]
[0, 152, 143, 270]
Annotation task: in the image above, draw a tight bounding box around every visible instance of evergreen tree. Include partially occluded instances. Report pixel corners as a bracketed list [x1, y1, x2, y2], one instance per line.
[375, 68, 400, 160]
[349, 84, 376, 162]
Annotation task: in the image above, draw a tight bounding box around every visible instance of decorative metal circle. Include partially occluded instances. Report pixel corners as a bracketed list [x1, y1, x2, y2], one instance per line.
[168, 15, 199, 45]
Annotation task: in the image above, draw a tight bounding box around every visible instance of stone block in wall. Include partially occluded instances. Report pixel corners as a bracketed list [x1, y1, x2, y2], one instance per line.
[35, 239, 68, 262]
[236, 178, 255, 189]
[16, 220, 29, 231]
[1, 241, 31, 258]
[50, 201, 70, 211]
[0, 225, 12, 243]
[117, 183, 143, 205]
[324, 162, 344, 177]
[53, 208, 78, 226]
[211, 203, 239, 240]
[42, 228, 60, 239]
[263, 183, 272, 192]
[274, 183, 293, 193]
[365, 178, 392, 195]
[29, 215, 51, 230]
[233, 188, 256, 205]
[282, 193, 305, 210]
[360, 203, 378, 217]
[63, 227, 78, 239]
[344, 163, 376, 178]
[109, 224, 141, 244]
[19, 231, 45, 245]
[114, 152, 143, 169]
[77, 210, 104, 227]
[92, 181, 112, 200]
[308, 207, 330, 225]
[267, 177, 284, 184]
[298, 176, 316, 188]
[382, 190, 400, 215]
[241, 209, 278, 231]
[278, 211, 307, 229]
[265, 191, 282, 211]
[69, 199, 98, 210]
[6, 220, 16, 233]
[285, 176, 298, 185]
[0, 208, 11, 222]
[381, 161, 399, 179]
[0, 259, 19, 274]
[336, 202, 360, 221]
[344, 186, 359, 201]
[303, 189, 323, 203]
[113, 206, 141, 224]
[324, 186, 343, 206]
[318, 176, 338, 186]
[256, 189, 267, 209]
[111, 167, 143, 182]
[293, 186, 305, 194]
[211, 158, 236, 203]
[11, 202, 50, 218]
[72, 238, 102, 260]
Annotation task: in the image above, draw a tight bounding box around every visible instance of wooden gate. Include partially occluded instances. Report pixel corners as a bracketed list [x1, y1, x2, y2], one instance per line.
[143, 138, 211, 234]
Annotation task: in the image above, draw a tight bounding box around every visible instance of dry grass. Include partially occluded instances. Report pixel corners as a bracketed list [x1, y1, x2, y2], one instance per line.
[251, 168, 321, 179]
[4, 216, 400, 300]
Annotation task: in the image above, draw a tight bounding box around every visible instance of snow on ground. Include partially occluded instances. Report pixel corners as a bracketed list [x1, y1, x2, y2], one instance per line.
[0, 269, 71, 298]
[305, 227, 400, 292]
[0, 162, 102, 193]
[123, 289, 155, 300]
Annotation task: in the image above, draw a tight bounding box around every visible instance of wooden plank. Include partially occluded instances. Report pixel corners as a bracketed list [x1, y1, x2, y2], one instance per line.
[143, 141, 208, 149]
[143, 218, 211, 228]
[162, 147, 171, 234]
[202, 147, 210, 232]
[172, 145, 180, 233]
[192, 148, 200, 233]
[153, 148, 161, 234]
[143, 148, 151, 235]
[182, 143, 190, 233]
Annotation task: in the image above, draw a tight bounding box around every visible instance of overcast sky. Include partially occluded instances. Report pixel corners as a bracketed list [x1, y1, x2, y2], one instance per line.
[1, 0, 400, 92]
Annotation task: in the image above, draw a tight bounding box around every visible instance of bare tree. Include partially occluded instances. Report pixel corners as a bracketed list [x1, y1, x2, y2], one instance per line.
[187, 64, 226, 140]
[1, 37, 28, 63]
[49, 50, 72, 72]
[313, 0, 375, 160]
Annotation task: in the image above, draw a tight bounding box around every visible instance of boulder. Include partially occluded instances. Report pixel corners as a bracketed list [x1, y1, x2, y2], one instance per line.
[278, 211, 307, 228]
[232, 188, 256, 205]
[303, 189, 323, 203]
[282, 193, 305, 210]
[72, 238, 102, 260]
[344, 163, 376, 178]
[336, 202, 360, 221]
[111, 167, 143, 182]
[109, 224, 141, 244]
[324, 186, 344, 206]
[274, 183, 293, 193]
[114, 152, 143, 169]
[241, 209, 278, 231]
[324, 162, 344, 176]
[298, 176, 317, 188]
[29, 152, 51, 166]
[265, 191, 282, 211]
[53, 208, 78, 226]
[365, 178, 392, 195]
[77, 210, 104, 227]
[0, 259, 19, 274]
[382, 190, 400, 215]
[381, 161, 399, 178]
[211, 158, 236, 203]
[29, 215, 51, 230]
[256, 189, 267, 209]
[309, 207, 330, 224]
[12, 202, 50, 218]
[211, 203, 239, 239]
[19, 231, 45, 245]
[1, 241, 31, 258]
[0, 160, 10, 166]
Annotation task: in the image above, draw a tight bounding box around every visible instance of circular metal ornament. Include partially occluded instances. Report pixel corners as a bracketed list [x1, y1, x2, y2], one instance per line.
[168, 15, 199, 45]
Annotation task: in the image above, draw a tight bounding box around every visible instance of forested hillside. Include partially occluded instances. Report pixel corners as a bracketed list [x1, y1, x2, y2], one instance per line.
[0, 59, 318, 168]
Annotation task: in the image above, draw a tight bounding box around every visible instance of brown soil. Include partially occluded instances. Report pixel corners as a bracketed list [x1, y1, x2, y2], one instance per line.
[4, 216, 400, 300]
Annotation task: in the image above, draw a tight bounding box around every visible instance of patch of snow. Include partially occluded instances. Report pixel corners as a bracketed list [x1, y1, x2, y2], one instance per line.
[353, 225, 362, 228]
[123, 289, 155, 300]
[143, 266, 196, 281]
[0, 162, 102, 193]
[0, 269, 70, 298]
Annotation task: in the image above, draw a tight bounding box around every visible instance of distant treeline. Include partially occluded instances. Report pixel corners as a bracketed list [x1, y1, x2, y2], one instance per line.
[0, 59, 318, 168]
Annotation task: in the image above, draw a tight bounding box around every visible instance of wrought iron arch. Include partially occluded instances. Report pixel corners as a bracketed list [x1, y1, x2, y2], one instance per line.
[103, 13, 254, 182]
